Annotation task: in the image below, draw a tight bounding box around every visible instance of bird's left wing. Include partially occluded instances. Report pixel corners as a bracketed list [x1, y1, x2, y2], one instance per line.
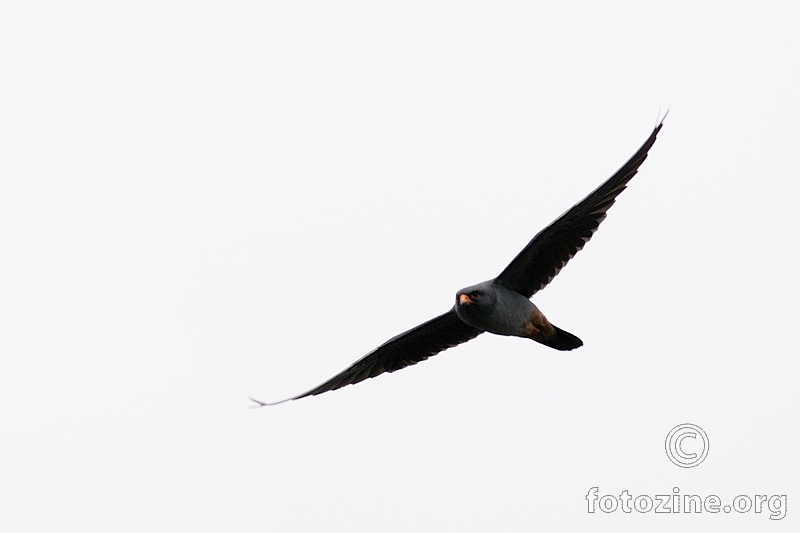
[252, 309, 482, 405]
[494, 120, 663, 298]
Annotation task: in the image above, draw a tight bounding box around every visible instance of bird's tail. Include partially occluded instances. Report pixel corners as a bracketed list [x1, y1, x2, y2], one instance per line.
[536, 325, 583, 351]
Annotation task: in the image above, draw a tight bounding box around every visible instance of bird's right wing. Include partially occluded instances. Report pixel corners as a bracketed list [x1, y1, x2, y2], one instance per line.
[252, 309, 482, 405]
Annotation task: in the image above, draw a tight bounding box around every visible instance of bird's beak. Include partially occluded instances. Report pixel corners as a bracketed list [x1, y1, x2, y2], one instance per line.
[459, 294, 473, 305]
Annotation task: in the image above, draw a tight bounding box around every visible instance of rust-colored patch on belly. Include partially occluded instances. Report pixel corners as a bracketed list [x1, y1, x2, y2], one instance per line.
[522, 308, 556, 342]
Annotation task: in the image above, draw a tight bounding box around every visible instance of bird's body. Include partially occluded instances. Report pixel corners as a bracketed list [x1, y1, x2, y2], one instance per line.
[456, 281, 534, 337]
[455, 281, 582, 350]
[253, 119, 665, 406]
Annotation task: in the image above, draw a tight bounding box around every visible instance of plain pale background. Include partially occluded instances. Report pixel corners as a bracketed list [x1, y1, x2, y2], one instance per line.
[1, 1, 798, 531]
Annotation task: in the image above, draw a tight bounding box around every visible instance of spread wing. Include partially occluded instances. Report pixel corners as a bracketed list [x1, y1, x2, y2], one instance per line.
[494, 121, 664, 298]
[252, 309, 482, 405]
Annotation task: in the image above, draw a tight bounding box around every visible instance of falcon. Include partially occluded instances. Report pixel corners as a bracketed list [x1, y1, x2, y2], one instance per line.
[253, 120, 664, 405]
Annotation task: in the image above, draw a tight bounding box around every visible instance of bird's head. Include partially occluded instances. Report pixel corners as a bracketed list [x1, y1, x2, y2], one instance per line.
[455, 282, 497, 318]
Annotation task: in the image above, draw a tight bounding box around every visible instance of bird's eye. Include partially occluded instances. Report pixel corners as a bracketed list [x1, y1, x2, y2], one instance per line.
[470, 291, 481, 299]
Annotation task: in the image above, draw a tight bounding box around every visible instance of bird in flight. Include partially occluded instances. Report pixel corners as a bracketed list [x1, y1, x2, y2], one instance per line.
[253, 120, 664, 406]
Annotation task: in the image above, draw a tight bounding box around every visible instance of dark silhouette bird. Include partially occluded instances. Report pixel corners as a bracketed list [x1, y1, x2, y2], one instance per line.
[253, 120, 664, 406]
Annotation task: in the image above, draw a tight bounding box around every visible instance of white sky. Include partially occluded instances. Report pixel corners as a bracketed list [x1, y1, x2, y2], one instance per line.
[1, 1, 798, 531]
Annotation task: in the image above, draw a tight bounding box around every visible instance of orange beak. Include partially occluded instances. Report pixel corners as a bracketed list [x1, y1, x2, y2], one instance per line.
[459, 294, 473, 305]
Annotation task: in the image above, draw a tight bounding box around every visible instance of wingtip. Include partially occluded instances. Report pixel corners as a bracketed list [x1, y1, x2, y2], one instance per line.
[249, 396, 294, 408]
[655, 107, 670, 129]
